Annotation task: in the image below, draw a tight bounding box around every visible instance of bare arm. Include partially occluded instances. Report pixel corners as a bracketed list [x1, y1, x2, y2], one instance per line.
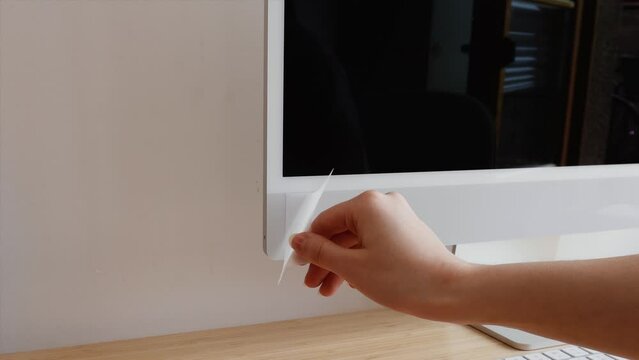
[291, 191, 639, 358]
[453, 256, 639, 357]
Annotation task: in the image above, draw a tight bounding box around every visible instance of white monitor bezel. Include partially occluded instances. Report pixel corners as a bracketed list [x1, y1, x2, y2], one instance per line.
[264, 0, 639, 259]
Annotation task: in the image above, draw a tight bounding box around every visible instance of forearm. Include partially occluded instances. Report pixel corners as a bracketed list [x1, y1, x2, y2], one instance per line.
[447, 255, 639, 357]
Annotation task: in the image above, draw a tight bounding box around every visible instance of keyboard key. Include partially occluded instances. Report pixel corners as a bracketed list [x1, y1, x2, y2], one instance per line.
[525, 354, 551, 360]
[543, 350, 571, 360]
[583, 348, 601, 354]
[498, 346, 621, 360]
[562, 347, 589, 357]
[588, 354, 614, 360]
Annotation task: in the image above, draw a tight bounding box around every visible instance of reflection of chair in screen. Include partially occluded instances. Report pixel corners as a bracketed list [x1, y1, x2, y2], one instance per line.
[363, 91, 496, 173]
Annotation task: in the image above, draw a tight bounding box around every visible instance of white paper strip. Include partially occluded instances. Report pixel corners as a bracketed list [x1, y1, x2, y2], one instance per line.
[277, 170, 333, 285]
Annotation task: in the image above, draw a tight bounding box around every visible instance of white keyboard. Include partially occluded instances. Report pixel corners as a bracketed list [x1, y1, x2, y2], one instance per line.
[503, 346, 628, 360]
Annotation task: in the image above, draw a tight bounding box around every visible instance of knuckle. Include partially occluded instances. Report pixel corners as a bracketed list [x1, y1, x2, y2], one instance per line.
[355, 190, 387, 217]
[387, 191, 407, 203]
[359, 190, 384, 203]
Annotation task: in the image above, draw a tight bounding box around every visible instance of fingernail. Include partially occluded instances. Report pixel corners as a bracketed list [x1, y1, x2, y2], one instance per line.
[291, 234, 304, 251]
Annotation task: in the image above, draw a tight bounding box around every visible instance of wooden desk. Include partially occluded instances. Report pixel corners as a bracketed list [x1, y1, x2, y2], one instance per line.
[0, 310, 534, 360]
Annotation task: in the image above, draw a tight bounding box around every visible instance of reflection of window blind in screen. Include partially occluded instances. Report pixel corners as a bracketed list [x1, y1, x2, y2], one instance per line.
[504, 0, 573, 94]
[497, 0, 575, 168]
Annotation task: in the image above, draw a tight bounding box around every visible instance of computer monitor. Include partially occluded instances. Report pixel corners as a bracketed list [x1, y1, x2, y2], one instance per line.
[264, 0, 639, 259]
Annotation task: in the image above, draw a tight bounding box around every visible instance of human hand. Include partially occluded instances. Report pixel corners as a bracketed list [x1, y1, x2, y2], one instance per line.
[293, 192, 639, 358]
[291, 191, 472, 321]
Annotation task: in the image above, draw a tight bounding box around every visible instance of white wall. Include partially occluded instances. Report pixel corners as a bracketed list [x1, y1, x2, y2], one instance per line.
[2, 1, 638, 354]
[0, 1, 376, 353]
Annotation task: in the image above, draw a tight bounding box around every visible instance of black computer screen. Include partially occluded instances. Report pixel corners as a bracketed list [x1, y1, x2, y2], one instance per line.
[282, 0, 637, 177]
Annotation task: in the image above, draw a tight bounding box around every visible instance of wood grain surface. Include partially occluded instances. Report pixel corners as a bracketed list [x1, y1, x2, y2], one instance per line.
[0, 310, 541, 360]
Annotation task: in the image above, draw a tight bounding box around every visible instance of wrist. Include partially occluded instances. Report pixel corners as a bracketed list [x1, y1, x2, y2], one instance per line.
[419, 259, 486, 323]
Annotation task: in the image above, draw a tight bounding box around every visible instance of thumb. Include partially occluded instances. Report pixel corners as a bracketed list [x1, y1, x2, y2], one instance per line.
[292, 232, 355, 276]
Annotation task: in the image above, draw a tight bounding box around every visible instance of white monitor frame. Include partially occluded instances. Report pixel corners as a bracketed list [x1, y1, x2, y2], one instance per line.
[264, 0, 639, 259]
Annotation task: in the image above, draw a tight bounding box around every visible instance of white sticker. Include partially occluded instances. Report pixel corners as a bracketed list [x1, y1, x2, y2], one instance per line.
[277, 170, 333, 285]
